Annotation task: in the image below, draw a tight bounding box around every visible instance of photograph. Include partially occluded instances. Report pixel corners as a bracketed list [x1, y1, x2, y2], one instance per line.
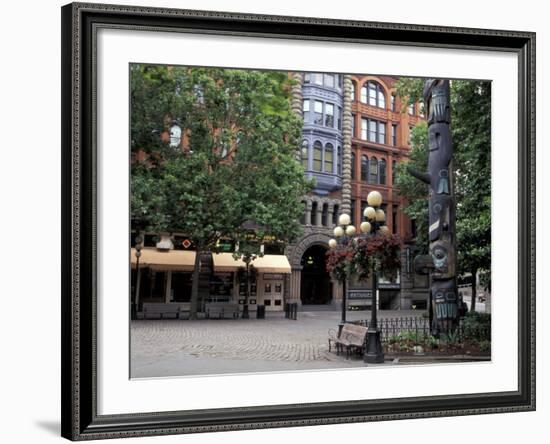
[129, 65, 492, 378]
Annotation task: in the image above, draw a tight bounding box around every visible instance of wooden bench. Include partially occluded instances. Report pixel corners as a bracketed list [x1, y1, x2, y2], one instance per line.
[328, 324, 368, 359]
[141, 303, 186, 320]
[205, 303, 240, 319]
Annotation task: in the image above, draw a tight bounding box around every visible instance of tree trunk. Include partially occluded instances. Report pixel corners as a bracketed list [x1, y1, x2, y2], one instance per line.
[470, 269, 477, 313]
[189, 245, 202, 320]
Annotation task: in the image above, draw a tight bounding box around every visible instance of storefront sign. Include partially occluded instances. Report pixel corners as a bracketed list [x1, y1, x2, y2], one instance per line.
[347, 290, 372, 300]
[263, 273, 284, 280]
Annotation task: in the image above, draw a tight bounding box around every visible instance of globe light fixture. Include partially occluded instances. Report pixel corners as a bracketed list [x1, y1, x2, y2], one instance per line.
[364, 206, 376, 220]
[360, 221, 372, 233]
[345, 225, 356, 236]
[328, 238, 338, 248]
[338, 213, 351, 226]
[379, 225, 390, 236]
[367, 190, 383, 207]
[334, 226, 345, 238]
[375, 209, 386, 222]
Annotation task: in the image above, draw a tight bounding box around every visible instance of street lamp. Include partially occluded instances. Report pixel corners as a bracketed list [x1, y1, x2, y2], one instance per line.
[362, 190, 387, 364]
[329, 213, 356, 334]
[132, 233, 143, 320]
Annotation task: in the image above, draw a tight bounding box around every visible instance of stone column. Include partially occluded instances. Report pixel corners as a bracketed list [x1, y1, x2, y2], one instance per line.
[290, 268, 302, 304]
[305, 199, 312, 226]
[315, 204, 323, 227]
[341, 75, 353, 215]
[290, 72, 304, 162]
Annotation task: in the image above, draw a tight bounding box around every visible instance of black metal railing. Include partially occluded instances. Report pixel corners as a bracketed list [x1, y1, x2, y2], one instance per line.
[351, 316, 490, 343]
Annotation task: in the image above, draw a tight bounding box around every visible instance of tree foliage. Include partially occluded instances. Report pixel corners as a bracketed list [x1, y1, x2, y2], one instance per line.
[130, 65, 312, 317]
[394, 78, 491, 296]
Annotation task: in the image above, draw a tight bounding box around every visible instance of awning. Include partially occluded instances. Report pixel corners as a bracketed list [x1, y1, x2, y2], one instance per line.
[131, 248, 196, 271]
[212, 253, 291, 274]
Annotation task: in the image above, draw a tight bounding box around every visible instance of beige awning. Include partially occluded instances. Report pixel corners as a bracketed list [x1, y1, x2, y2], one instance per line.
[131, 248, 196, 271]
[212, 253, 291, 273]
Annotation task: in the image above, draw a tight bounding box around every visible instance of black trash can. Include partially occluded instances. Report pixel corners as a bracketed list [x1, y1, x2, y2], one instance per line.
[256, 305, 266, 319]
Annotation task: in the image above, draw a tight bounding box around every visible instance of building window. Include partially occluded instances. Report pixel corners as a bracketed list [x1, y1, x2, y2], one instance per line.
[351, 114, 356, 138]
[361, 200, 368, 219]
[350, 81, 356, 101]
[303, 100, 310, 123]
[392, 160, 397, 185]
[325, 103, 334, 127]
[408, 103, 415, 115]
[361, 118, 368, 140]
[392, 205, 398, 234]
[369, 157, 379, 183]
[360, 85, 368, 103]
[332, 204, 339, 226]
[378, 122, 386, 144]
[337, 106, 342, 130]
[324, 74, 335, 88]
[301, 140, 309, 169]
[337, 146, 342, 175]
[367, 81, 386, 108]
[303, 73, 311, 84]
[322, 203, 329, 226]
[379, 159, 387, 185]
[324, 143, 334, 173]
[351, 199, 356, 226]
[361, 155, 369, 182]
[314, 101, 323, 125]
[300, 202, 307, 225]
[313, 73, 323, 85]
[392, 124, 397, 146]
[351, 152, 356, 179]
[313, 141, 322, 171]
[391, 94, 396, 111]
[311, 201, 318, 225]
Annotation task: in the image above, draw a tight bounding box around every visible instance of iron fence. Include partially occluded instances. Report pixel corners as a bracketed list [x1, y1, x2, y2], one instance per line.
[351, 316, 491, 343]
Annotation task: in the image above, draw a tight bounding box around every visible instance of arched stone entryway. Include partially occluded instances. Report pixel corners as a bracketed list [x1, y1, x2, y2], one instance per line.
[287, 231, 335, 306]
[300, 245, 332, 305]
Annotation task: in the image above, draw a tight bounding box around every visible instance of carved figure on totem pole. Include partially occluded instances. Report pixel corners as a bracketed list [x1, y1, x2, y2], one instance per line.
[409, 79, 458, 334]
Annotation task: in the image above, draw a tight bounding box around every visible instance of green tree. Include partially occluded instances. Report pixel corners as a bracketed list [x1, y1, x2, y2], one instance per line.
[395, 79, 491, 312]
[130, 65, 311, 318]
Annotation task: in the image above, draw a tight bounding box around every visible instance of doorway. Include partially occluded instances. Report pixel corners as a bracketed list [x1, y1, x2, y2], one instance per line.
[300, 245, 332, 305]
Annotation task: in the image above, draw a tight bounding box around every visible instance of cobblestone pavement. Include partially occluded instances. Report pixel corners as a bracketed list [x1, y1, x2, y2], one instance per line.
[131, 310, 428, 378]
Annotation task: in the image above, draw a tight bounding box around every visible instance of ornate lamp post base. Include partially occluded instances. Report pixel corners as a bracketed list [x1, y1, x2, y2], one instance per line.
[364, 329, 384, 363]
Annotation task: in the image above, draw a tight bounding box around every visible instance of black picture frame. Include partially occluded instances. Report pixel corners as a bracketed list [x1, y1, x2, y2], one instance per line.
[61, 2, 536, 440]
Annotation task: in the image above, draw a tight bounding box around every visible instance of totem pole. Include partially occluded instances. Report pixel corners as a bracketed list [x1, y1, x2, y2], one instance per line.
[409, 79, 459, 334]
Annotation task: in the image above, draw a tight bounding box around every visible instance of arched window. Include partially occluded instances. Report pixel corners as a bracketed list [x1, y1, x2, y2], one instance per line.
[313, 141, 323, 171]
[301, 140, 309, 169]
[361, 155, 369, 182]
[360, 84, 367, 103]
[351, 152, 356, 179]
[367, 81, 386, 108]
[379, 159, 387, 185]
[369, 156, 379, 183]
[324, 143, 334, 173]
[321, 203, 329, 226]
[332, 204, 339, 226]
[299, 201, 307, 225]
[311, 201, 318, 225]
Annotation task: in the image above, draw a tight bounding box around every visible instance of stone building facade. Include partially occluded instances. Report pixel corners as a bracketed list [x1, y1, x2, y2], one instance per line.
[286, 72, 429, 311]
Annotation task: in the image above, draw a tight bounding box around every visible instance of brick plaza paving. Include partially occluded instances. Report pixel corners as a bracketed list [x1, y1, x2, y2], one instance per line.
[131, 309, 432, 378]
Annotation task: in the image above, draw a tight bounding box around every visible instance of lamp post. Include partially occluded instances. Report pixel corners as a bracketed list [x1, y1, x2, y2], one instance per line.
[329, 213, 356, 334]
[362, 191, 388, 364]
[132, 233, 143, 320]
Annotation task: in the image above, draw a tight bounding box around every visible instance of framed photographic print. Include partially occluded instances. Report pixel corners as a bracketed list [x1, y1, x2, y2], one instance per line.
[61, 2, 535, 440]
